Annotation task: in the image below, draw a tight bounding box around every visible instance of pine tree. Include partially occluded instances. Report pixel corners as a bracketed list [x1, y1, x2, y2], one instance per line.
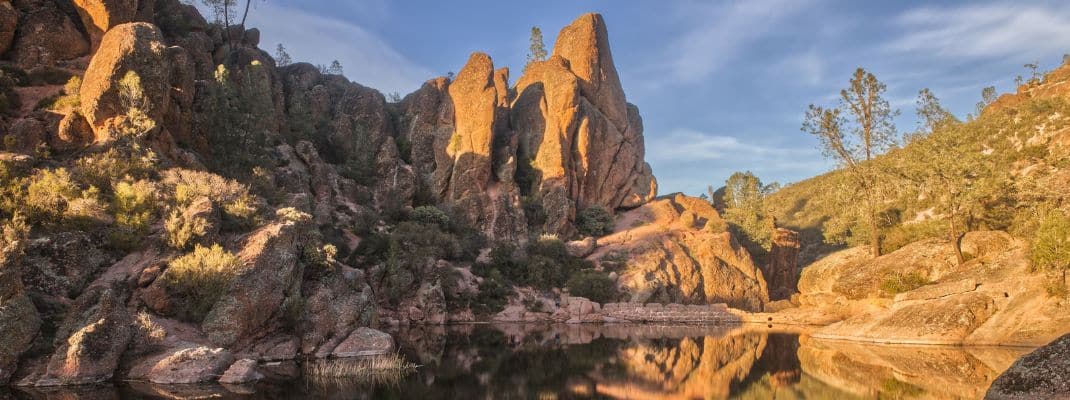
[525, 26, 547, 71]
[328, 60, 344, 75]
[275, 44, 291, 67]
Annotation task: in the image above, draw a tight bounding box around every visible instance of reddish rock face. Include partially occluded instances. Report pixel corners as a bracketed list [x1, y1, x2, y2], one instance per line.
[765, 228, 801, 301]
[10, 0, 90, 67]
[72, 0, 141, 51]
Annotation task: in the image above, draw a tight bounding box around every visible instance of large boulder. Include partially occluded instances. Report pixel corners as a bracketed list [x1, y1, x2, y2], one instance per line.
[21, 232, 109, 299]
[9, 0, 90, 67]
[299, 267, 376, 358]
[80, 22, 171, 141]
[986, 333, 1070, 399]
[72, 0, 141, 50]
[589, 194, 768, 311]
[331, 327, 394, 358]
[201, 217, 310, 347]
[36, 282, 133, 386]
[146, 346, 234, 384]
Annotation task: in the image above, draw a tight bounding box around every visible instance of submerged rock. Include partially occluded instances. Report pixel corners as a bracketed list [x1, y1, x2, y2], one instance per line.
[986, 333, 1070, 400]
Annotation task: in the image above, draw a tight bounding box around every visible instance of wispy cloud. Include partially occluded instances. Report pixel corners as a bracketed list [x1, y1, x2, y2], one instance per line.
[887, 3, 1070, 61]
[655, 0, 815, 84]
[246, 3, 433, 94]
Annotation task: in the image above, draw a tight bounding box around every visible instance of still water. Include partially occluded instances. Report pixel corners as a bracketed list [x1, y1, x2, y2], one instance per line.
[2, 323, 1031, 399]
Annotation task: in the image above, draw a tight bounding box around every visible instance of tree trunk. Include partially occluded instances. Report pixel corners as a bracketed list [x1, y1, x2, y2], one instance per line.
[949, 216, 965, 265]
[869, 206, 881, 257]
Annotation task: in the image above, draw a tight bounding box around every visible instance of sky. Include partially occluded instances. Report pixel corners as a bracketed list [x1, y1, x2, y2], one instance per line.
[229, 0, 1070, 195]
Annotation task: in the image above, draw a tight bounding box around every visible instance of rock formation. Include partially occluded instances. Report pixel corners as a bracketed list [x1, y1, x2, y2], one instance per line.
[764, 228, 800, 301]
[588, 194, 769, 311]
[986, 333, 1070, 399]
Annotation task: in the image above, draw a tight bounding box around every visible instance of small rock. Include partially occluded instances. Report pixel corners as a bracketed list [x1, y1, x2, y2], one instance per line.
[148, 346, 234, 384]
[219, 359, 262, 384]
[331, 328, 394, 358]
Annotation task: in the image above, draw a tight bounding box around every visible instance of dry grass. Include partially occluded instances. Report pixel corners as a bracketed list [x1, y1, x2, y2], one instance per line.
[303, 353, 418, 387]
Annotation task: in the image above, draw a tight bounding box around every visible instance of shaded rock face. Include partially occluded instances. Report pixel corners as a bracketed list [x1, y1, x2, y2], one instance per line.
[0, 2, 17, 55]
[21, 232, 109, 299]
[588, 194, 769, 311]
[299, 267, 376, 358]
[764, 228, 800, 301]
[9, 0, 91, 67]
[986, 333, 1070, 400]
[201, 219, 310, 347]
[0, 244, 41, 385]
[37, 283, 133, 386]
[72, 0, 142, 50]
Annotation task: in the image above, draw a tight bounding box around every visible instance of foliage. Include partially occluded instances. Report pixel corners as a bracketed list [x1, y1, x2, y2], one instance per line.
[475, 236, 593, 291]
[72, 144, 158, 191]
[165, 207, 210, 250]
[275, 43, 291, 67]
[525, 26, 547, 71]
[720, 171, 775, 255]
[161, 168, 259, 230]
[880, 219, 945, 254]
[198, 63, 274, 177]
[566, 269, 618, 303]
[162, 244, 240, 322]
[25, 168, 80, 223]
[1032, 209, 1070, 297]
[114, 71, 157, 139]
[0, 212, 29, 254]
[40, 76, 81, 112]
[411, 206, 449, 229]
[109, 179, 157, 250]
[576, 206, 614, 237]
[879, 271, 930, 296]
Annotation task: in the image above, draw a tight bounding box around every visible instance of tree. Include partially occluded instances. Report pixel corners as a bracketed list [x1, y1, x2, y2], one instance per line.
[200, 0, 263, 56]
[896, 120, 1003, 265]
[910, 88, 957, 142]
[525, 26, 547, 71]
[975, 86, 998, 117]
[327, 60, 343, 75]
[1025, 62, 1040, 83]
[722, 171, 776, 252]
[275, 43, 291, 67]
[802, 67, 899, 257]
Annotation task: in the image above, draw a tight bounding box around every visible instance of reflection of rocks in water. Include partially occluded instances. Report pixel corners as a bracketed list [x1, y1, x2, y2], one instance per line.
[9, 384, 120, 400]
[798, 336, 1031, 399]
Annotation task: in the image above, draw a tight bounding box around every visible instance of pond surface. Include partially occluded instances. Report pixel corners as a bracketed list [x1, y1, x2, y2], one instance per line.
[2, 323, 1032, 399]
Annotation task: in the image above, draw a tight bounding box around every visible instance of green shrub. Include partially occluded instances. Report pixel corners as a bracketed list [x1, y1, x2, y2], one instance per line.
[26, 168, 80, 223]
[521, 196, 547, 231]
[472, 269, 510, 314]
[879, 271, 930, 296]
[566, 269, 618, 303]
[162, 244, 241, 322]
[0, 212, 28, 253]
[410, 206, 449, 228]
[576, 206, 614, 237]
[109, 179, 157, 250]
[72, 144, 157, 191]
[479, 235, 593, 290]
[881, 219, 945, 254]
[1032, 209, 1070, 273]
[165, 208, 209, 250]
[162, 168, 259, 229]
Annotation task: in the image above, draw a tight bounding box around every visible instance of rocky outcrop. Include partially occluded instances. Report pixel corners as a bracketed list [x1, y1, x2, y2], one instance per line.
[219, 358, 262, 384]
[788, 231, 1070, 346]
[9, 0, 90, 67]
[588, 194, 768, 311]
[986, 333, 1070, 400]
[144, 346, 234, 384]
[21, 232, 109, 299]
[511, 13, 656, 234]
[36, 282, 133, 386]
[764, 228, 800, 301]
[72, 0, 142, 50]
[0, 241, 40, 385]
[299, 266, 376, 357]
[0, 2, 17, 55]
[202, 217, 310, 347]
[331, 327, 394, 357]
[79, 22, 171, 141]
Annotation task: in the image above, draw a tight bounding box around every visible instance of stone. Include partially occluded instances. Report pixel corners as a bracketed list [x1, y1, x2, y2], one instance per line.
[986, 333, 1070, 399]
[80, 22, 171, 142]
[300, 269, 375, 357]
[764, 228, 800, 301]
[37, 283, 132, 386]
[72, 0, 140, 50]
[51, 112, 94, 153]
[566, 237, 597, 258]
[10, 0, 90, 67]
[332, 328, 394, 358]
[147, 346, 234, 384]
[21, 232, 108, 299]
[442, 52, 497, 226]
[219, 358, 263, 384]
[0, 243, 41, 384]
[201, 218, 310, 347]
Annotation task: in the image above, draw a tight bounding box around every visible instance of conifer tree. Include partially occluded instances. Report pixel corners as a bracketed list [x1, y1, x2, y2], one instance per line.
[525, 26, 547, 71]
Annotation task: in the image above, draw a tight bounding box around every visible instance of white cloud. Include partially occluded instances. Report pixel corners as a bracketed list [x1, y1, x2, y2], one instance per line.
[656, 0, 815, 83]
[245, 3, 433, 95]
[648, 128, 823, 165]
[888, 3, 1070, 61]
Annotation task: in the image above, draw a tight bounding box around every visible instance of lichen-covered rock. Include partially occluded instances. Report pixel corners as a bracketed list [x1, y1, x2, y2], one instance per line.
[299, 267, 375, 357]
[146, 346, 234, 384]
[80, 22, 171, 141]
[589, 194, 768, 311]
[566, 237, 597, 258]
[51, 112, 94, 153]
[331, 327, 394, 358]
[986, 333, 1070, 400]
[0, 242, 40, 385]
[764, 228, 800, 301]
[21, 232, 109, 301]
[219, 358, 262, 384]
[201, 218, 310, 347]
[10, 0, 90, 67]
[37, 283, 133, 386]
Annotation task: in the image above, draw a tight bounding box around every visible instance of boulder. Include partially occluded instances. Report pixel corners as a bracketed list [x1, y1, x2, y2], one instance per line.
[21, 232, 109, 302]
[219, 358, 262, 384]
[51, 112, 94, 153]
[72, 0, 140, 50]
[10, 0, 90, 67]
[201, 218, 310, 347]
[331, 327, 394, 358]
[147, 346, 234, 384]
[80, 22, 171, 142]
[566, 237, 597, 258]
[299, 268, 375, 357]
[986, 333, 1070, 400]
[591, 194, 768, 311]
[37, 283, 132, 386]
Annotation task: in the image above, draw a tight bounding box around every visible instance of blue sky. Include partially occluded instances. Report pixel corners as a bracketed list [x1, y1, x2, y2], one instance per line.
[237, 0, 1070, 195]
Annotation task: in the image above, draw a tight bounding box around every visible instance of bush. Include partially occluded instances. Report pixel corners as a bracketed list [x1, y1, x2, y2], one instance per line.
[165, 208, 209, 250]
[162, 244, 241, 322]
[410, 206, 449, 228]
[162, 168, 259, 229]
[479, 236, 593, 291]
[109, 179, 156, 250]
[881, 220, 945, 254]
[25, 168, 80, 223]
[576, 206, 614, 237]
[72, 144, 158, 191]
[879, 271, 930, 296]
[472, 269, 510, 314]
[566, 269, 618, 303]
[1032, 209, 1070, 273]
[0, 212, 28, 253]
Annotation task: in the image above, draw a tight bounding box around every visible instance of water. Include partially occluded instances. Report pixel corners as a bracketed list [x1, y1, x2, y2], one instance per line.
[2, 323, 1032, 399]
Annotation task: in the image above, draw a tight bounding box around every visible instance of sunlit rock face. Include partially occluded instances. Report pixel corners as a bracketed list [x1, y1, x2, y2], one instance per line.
[588, 194, 769, 310]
